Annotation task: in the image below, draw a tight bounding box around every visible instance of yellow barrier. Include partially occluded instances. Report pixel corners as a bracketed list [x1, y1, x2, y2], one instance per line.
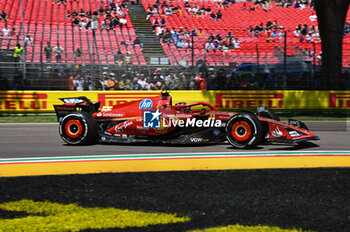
[0, 90, 349, 113]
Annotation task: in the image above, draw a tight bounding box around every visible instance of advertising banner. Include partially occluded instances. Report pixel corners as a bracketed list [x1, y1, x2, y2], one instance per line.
[0, 90, 349, 113]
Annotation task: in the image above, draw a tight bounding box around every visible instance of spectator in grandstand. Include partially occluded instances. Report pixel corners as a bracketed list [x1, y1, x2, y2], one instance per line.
[194, 72, 206, 90]
[309, 12, 317, 22]
[283, 0, 292, 8]
[233, 37, 240, 49]
[241, 2, 248, 10]
[2, 25, 10, 37]
[146, 6, 155, 20]
[207, 73, 220, 90]
[316, 53, 322, 65]
[271, 30, 278, 40]
[247, 25, 254, 36]
[114, 50, 124, 66]
[174, 73, 187, 90]
[118, 75, 131, 90]
[96, 73, 107, 90]
[133, 38, 143, 50]
[84, 75, 94, 91]
[0, 10, 8, 22]
[205, 41, 215, 52]
[278, 30, 285, 39]
[72, 17, 80, 27]
[164, 6, 173, 16]
[216, 10, 223, 20]
[213, 40, 222, 51]
[13, 43, 23, 62]
[54, 43, 64, 63]
[44, 42, 52, 63]
[253, 23, 264, 37]
[106, 73, 118, 90]
[119, 17, 127, 28]
[294, 0, 301, 9]
[78, 8, 85, 17]
[176, 39, 185, 49]
[154, 79, 165, 90]
[25, 35, 33, 46]
[74, 47, 83, 61]
[152, 18, 160, 31]
[155, 25, 164, 36]
[144, 77, 155, 90]
[79, 17, 89, 31]
[130, 77, 142, 90]
[301, 24, 308, 36]
[210, 12, 216, 21]
[294, 27, 301, 37]
[73, 75, 85, 91]
[344, 22, 350, 35]
[10, 27, 17, 38]
[275, 0, 283, 7]
[160, 17, 166, 26]
[153, 69, 164, 80]
[137, 73, 147, 89]
[263, 3, 271, 12]
[91, 12, 99, 30]
[125, 50, 132, 64]
[184, 39, 192, 49]
[305, 32, 313, 43]
[165, 73, 177, 90]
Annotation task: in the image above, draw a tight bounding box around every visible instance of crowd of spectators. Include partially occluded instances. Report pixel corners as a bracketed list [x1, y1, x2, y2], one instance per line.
[1, 67, 350, 91]
[66, 0, 129, 31]
[241, 0, 314, 11]
[71, 70, 206, 91]
[66, 66, 347, 92]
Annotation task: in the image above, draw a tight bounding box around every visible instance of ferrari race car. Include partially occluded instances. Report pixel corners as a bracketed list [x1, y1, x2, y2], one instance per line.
[54, 92, 319, 149]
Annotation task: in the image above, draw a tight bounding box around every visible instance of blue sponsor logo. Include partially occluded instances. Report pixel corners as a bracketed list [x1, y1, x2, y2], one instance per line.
[143, 110, 161, 128]
[139, 99, 153, 109]
[213, 129, 220, 136]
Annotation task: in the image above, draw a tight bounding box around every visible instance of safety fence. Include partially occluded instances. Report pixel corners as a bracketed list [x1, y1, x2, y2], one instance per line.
[0, 90, 349, 113]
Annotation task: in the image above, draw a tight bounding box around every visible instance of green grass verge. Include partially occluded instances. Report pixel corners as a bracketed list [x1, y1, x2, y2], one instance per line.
[0, 169, 348, 232]
[0, 115, 57, 123]
[188, 224, 312, 232]
[0, 199, 189, 232]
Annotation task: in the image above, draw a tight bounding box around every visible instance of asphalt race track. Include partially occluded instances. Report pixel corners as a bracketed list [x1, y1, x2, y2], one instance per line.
[0, 121, 349, 159]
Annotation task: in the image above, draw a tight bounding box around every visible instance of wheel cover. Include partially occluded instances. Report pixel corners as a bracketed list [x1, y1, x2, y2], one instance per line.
[65, 119, 83, 139]
[231, 121, 252, 142]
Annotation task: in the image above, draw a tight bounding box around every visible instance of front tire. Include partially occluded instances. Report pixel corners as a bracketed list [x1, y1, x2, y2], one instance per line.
[225, 112, 263, 149]
[59, 111, 97, 145]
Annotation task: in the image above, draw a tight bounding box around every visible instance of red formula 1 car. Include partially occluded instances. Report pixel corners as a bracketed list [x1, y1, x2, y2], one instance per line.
[54, 92, 319, 149]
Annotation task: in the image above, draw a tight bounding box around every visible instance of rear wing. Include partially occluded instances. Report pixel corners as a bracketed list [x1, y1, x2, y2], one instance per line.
[54, 97, 100, 121]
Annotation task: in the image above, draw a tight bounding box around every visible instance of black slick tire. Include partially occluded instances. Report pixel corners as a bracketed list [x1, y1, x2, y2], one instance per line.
[225, 112, 263, 149]
[59, 111, 97, 145]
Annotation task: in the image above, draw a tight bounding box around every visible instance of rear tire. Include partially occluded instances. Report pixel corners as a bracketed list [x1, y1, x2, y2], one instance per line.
[226, 112, 263, 149]
[59, 111, 97, 145]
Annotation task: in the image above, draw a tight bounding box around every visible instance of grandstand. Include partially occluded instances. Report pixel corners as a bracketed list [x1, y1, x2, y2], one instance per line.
[0, 0, 349, 66]
[144, 0, 350, 67]
[0, 0, 145, 65]
[0, 0, 349, 90]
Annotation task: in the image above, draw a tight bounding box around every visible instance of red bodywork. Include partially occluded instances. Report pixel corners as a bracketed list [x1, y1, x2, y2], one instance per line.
[88, 94, 317, 143]
[55, 93, 319, 146]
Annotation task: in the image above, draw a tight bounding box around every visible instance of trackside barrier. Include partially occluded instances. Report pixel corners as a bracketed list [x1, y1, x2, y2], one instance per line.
[0, 91, 349, 113]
